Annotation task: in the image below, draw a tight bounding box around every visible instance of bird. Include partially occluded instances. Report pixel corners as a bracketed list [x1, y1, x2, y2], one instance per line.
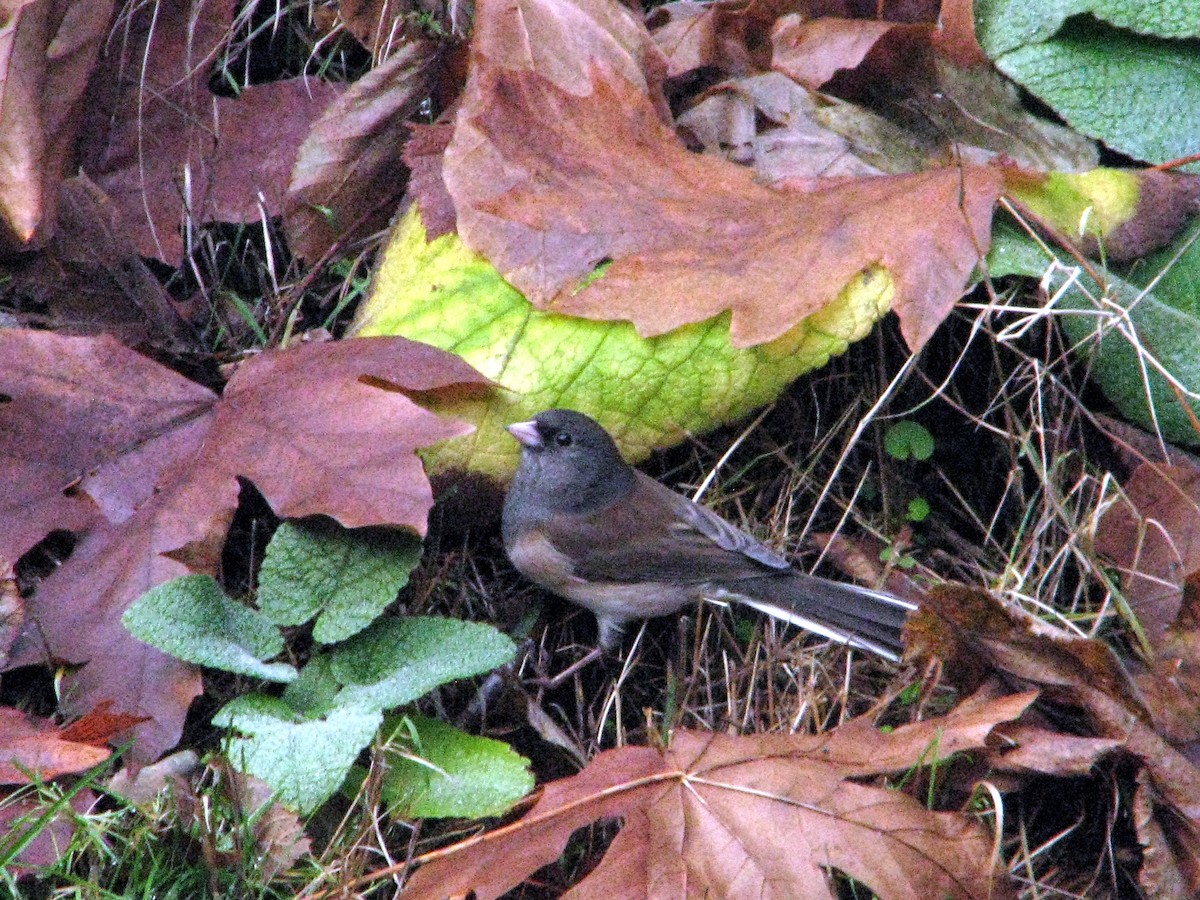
[501, 408, 916, 662]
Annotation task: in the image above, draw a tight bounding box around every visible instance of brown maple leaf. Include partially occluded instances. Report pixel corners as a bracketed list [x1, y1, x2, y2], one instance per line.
[76, 0, 341, 263]
[441, 0, 1000, 351]
[339, 693, 1030, 899]
[0, 0, 114, 249]
[0, 330, 488, 761]
[917, 584, 1200, 897]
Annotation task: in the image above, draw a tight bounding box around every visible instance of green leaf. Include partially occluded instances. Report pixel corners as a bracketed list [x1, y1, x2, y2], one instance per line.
[351, 207, 891, 479]
[907, 497, 931, 523]
[984, 15, 1200, 171]
[987, 222, 1200, 445]
[331, 617, 516, 711]
[281, 653, 341, 717]
[214, 695, 381, 814]
[380, 715, 533, 819]
[123, 575, 296, 682]
[975, 0, 1200, 54]
[884, 421, 935, 461]
[258, 520, 423, 644]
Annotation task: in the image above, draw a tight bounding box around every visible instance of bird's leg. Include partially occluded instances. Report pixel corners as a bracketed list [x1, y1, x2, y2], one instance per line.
[525, 615, 623, 689]
[530, 645, 605, 689]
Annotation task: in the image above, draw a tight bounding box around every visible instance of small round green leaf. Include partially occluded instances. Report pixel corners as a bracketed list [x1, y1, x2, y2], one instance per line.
[907, 497, 931, 523]
[884, 421, 935, 461]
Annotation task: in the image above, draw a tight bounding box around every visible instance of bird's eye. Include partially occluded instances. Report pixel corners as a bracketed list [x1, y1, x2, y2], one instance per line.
[554, 431, 573, 447]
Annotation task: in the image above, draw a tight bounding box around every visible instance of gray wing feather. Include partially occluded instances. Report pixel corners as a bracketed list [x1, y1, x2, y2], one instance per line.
[646, 477, 791, 570]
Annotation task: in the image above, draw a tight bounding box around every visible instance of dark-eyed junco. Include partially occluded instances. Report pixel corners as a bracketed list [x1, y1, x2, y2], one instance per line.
[502, 409, 915, 661]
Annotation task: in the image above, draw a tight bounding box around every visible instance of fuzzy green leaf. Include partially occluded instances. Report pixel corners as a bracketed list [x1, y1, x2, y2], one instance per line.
[975, 7, 1200, 172]
[281, 653, 341, 717]
[331, 617, 516, 711]
[975, 0, 1200, 55]
[123, 575, 296, 682]
[988, 221, 1200, 445]
[215, 695, 381, 814]
[257, 521, 423, 644]
[380, 715, 533, 819]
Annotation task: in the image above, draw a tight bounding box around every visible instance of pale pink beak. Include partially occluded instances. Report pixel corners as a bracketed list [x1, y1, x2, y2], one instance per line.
[506, 420, 543, 448]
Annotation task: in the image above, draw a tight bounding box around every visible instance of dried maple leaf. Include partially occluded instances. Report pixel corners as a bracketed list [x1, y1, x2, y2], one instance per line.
[443, 0, 1000, 351]
[384, 698, 1029, 899]
[0, 707, 112, 783]
[917, 584, 1200, 896]
[0, 0, 113, 249]
[76, 0, 341, 263]
[0, 329, 488, 761]
[285, 38, 444, 264]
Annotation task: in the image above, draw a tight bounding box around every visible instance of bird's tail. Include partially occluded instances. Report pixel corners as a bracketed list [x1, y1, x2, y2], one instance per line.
[718, 572, 916, 662]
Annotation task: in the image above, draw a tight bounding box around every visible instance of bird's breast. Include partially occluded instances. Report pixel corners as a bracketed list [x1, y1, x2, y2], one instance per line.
[506, 529, 581, 592]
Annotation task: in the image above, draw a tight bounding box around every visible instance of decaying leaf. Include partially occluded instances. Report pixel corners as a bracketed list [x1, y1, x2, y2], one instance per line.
[0, 707, 111, 784]
[917, 585, 1200, 896]
[285, 38, 444, 264]
[1, 329, 487, 761]
[0, 175, 194, 348]
[0, 786, 96, 877]
[76, 0, 341, 263]
[0, 0, 114, 249]
[393, 696, 1031, 899]
[443, 0, 1000, 351]
[1097, 462, 1200, 648]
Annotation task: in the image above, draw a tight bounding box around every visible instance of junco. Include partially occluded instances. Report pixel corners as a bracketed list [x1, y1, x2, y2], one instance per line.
[502, 409, 915, 661]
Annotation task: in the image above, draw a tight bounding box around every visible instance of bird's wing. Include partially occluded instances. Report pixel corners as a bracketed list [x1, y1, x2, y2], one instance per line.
[644, 476, 791, 569]
[545, 472, 789, 584]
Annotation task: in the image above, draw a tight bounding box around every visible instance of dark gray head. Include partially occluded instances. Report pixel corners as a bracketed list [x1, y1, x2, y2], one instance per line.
[504, 409, 636, 516]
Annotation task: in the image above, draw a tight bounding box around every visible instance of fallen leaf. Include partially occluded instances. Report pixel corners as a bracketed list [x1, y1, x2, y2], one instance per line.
[285, 38, 444, 264]
[402, 122, 458, 240]
[917, 584, 1200, 894]
[58, 699, 149, 747]
[0, 707, 112, 783]
[647, 0, 769, 79]
[353, 207, 892, 479]
[1096, 463, 1200, 649]
[771, 15, 911, 90]
[0, 787, 95, 876]
[396, 700, 1027, 899]
[76, 0, 341, 263]
[105, 749, 201, 806]
[228, 769, 313, 881]
[0, 0, 113, 249]
[989, 722, 1122, 777]
[444, 0, 1000, 350]
[771, 16, 1096, 173]
[676, 71, 921, 179]
[931, 0, 989, 67]
[0, 175, 195, 348]
[1, 330, 488, 761]
[1007, 167, 1200, 263]
[1134, 766, 1200, 899]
